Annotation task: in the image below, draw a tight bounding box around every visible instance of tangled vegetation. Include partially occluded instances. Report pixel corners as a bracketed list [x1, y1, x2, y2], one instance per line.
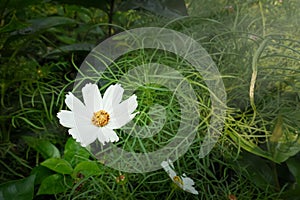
[0, 0, 299, 199]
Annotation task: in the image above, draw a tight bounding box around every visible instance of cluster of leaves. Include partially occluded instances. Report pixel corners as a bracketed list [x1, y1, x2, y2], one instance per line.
[0, 137, 101, 199]
[0, 0, 141, 196]
[147, 0, 300, 198]
[0, 0, 94, 183]
[182, 0, 300, 198]
[0, 0, 192, 199]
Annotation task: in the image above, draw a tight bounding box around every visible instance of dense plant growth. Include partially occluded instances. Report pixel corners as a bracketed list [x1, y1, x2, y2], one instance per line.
[0, 0, 299, 199]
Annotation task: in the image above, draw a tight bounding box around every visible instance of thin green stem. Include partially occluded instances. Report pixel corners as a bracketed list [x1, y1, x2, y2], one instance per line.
[166, 187, 176, 200]
[0, 159, 24, 178]
[259, 1, 266, 37]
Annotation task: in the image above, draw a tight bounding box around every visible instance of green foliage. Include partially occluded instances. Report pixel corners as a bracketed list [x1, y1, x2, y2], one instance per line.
[119, 0, 188, 19]
[27, 138, 106, 196]
[37, 174, 72, 195]
[0, 175, 35, 200]
[0, 0, 299, 199]
[23, 136, 61, 159]
[287, 156, 300, 186]
[30, 166, 54, 185]
[41, 158, 73, 175]
[73, 161, 104, 177]
[64, 137, 90, 166]
[237, 152, 277, 189]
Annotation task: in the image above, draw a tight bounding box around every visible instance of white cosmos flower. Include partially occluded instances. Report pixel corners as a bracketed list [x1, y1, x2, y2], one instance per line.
[161, 159, 198, 195]
[57, 83, 138, 147]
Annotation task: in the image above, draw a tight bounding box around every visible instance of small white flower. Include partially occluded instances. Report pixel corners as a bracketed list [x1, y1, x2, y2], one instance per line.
[57, 83, 138, 147]
[161, 159, 198, 195]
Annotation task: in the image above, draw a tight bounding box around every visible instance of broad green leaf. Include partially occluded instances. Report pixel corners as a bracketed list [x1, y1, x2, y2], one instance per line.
[28, 16, 76, 31]
[73, 161, 104, 177]
[13, 16, 77, 35]
[30, 166, 53, 185]
[37, 174, 72, 195]
[0, 175, 35, 200]
[46, 43, 95, 56]
[41, 158, 73, 174]
[23, 136, 61, 159]
[286, 156, 300, 186]
[237, 152, 277, 190]
[64, 138, 90, 167]
[55, 35, 77, 45]
[226, 128, 274, 161]
[270, 132, 300, 163]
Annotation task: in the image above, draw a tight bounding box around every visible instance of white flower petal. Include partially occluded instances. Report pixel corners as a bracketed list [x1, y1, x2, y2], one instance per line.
[181, 174, 195, 185]
[107, 94, 138, 129]
[82, 83, 103, 112]
[181, 174, 198, 195]
[103, 84, 124, 111]
[57, 110, 75, 128]
[185, 186, 199, 195]
[184, 186, 198, 195]
[68, 128, 81, 143]
[70, 116, 99, 147]
[74, 122, 99, 147]
[188, 188, 199, 195]
[96, 128, 108, 145]
[58, 110, 91, 130]
[108, 111, 138, 129]
[65, 92, 74, 110]
[65, 92, 90, 118]
[100, 127, 119, 144]
[161, 160, 177, 179]
[161, 160, 198, 195]
[119, 94, 138, 114]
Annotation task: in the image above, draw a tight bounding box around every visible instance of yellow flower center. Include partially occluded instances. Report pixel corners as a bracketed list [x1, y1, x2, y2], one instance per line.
[173, 176, 183, 185]
[91, 110, 110, 127]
